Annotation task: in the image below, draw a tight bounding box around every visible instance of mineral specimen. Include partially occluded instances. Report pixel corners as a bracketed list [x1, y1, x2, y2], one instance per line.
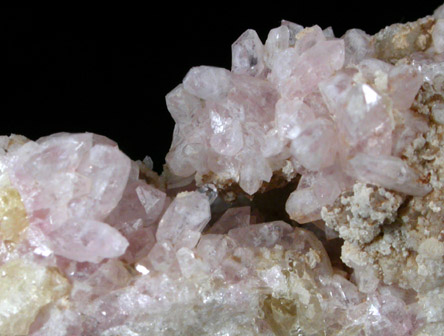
[2, 4, 444, 336]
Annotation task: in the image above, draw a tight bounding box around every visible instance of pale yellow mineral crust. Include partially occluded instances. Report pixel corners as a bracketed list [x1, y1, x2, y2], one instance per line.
[0, 184, 28, 244]
[0, 139, 29, 245]
[0, 259, 70, 335]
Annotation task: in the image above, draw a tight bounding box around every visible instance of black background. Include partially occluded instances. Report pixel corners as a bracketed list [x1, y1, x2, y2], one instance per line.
[2, 3, 443, 172]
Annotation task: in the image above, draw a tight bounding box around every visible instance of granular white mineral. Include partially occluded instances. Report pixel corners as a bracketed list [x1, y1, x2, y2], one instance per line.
[1, 5, 444, 336]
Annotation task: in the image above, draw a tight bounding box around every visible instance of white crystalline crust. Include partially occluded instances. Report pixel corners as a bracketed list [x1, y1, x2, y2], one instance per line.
[1, 5, 444, 336]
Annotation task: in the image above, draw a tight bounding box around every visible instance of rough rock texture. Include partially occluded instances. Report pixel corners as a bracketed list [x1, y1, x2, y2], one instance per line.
[2, 4, 444, 336]
[322, 183, 405, 245]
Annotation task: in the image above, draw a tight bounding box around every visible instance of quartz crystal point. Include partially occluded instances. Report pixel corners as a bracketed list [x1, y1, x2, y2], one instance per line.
[232, 29, 265, 77]
[3, 5, 444, 336]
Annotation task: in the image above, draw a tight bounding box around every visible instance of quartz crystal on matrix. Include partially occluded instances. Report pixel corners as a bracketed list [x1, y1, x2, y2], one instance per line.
[4, 7, 444, 336]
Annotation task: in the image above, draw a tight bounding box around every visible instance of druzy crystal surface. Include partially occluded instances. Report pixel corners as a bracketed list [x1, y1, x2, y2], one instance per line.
[3, 6, 444, 336]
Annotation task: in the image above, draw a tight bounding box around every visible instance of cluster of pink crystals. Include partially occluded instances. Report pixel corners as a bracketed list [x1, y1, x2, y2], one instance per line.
[4, 6, 444, 335]
[0, 132, 422, 335]
[165, 21, 432, 223]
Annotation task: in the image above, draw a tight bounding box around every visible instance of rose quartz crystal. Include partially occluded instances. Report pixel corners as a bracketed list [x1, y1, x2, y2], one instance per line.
[165, 13, 431, 226]
[2, 5, 444, 336]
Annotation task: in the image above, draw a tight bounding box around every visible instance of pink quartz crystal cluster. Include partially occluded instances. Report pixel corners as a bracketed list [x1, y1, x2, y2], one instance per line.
[166, 19, 435, 223]
[2, 5, 444, 336]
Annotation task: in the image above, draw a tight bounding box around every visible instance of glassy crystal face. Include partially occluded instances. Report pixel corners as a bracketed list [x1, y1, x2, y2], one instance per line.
[2, 5, 444, 336]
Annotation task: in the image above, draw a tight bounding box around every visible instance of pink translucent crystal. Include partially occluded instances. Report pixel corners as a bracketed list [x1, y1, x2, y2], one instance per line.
[4, 133, 133, 263]
[183, 66, 232, 101]
[65, 143, 131, 221]
[165, 84, 201, 125]
[206, 151, 241, 181]
[176, 247, 209, 278]
[319, 72, 392, 152]
[285, 168, 346, 223]
[208, 206, 250, 234]
[320, 273, 363, 307]
[219, 247, 257, 282]
[264, 26, 290, 69]
[284, 39, 344, 98]
[280, 20, 304, 47]
[289, 118, 338, 171]
[231, 29, 265, 77]
[275, 98, 316, 140]
[302, 89, 331, 118]
[7, 133, 93, 226]
[228, 221, 293, 248]
[196, 234, 237, 271]
[49, 218, 129, 263]
[207, 102, 244, 156]
[116, 223, 156, 264]
[388, 64, 423, 111]
[357, 58, 393, 83]
[71, 259, 131, 300]
[346, 153, 432, 196]
[229, 74, 278, 124]
[293, 25, 326, 55]
[271, 36, 344, 99]
[177, 228, 202, 249]
[145, 240, 177, 273]
[343, 29, 374, 65]
[165, 127, 200, 177]
[351, 287, 418, 336]
[156, 191, 211, 246]
[106, 181, 166, 229]
[392, 109, 429, 156]
[238, 153, 273, 195]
